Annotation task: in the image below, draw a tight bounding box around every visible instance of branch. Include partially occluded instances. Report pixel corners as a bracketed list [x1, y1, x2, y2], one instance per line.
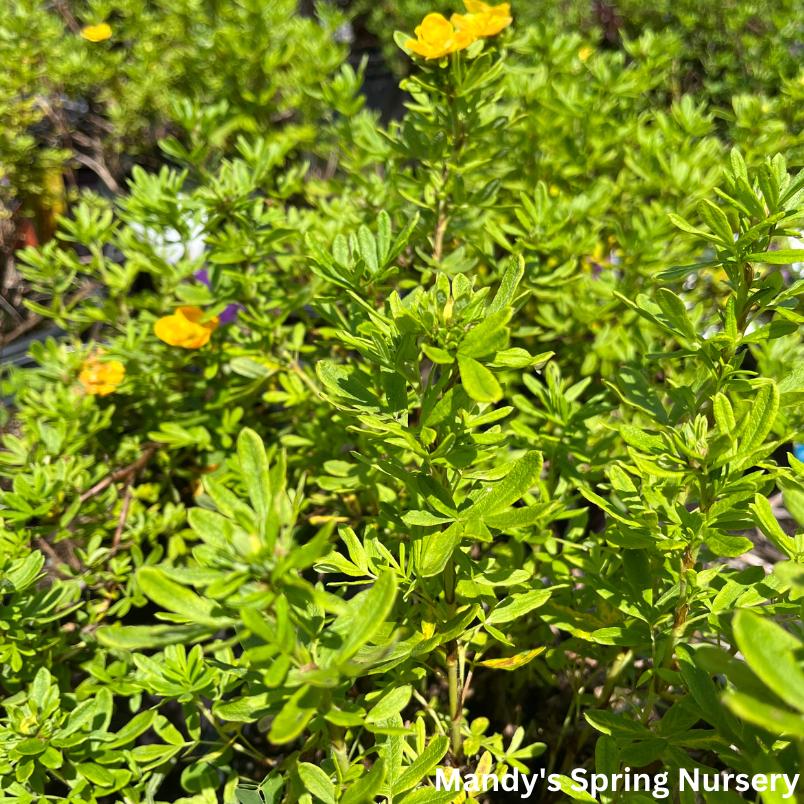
[79, 444, 159, 503]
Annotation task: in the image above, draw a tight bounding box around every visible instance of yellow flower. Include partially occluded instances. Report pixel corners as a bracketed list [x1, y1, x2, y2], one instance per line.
[81, 23, 112, 42]
[405, 13, 475, 60]
[154, 307, 219, 349]
[451, 0, 512, 38]
[578, 46, 594, 62]
[79, 354, 125, 396]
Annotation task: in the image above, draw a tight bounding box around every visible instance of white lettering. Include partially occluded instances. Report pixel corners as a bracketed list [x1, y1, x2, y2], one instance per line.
[522, 773, 538, 798]
[571, 769, 588, 792]
[502, 768, 519, 792]
[679, 769, 699, 791]
[590, 775, 608, 798]
[435, 768, 461, 792]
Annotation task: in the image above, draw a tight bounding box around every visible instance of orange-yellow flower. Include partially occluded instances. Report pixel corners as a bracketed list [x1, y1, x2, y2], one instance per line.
[578, 46, 594, 62]
[79, 355, 125, 396]
[451, 0, 512, 38]
[405, 13, 475, 60]
[81, 23, 112, 42]
[154, 307, 219, 349]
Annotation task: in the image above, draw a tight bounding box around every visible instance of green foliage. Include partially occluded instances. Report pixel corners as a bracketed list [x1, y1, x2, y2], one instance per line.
[5, 3, 804, 804]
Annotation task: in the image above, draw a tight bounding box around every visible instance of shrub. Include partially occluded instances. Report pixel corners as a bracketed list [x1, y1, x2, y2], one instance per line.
[3, 3, 804, 804]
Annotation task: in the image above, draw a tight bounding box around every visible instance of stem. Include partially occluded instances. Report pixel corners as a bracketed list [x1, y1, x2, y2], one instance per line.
[327, 720, 350, 777]
[447, 645, 462, 761]
[321, 688, 350, 775]
[641, 544, 698, 724]
[443, 556, 462, 760]
[433, 201, 448, 263]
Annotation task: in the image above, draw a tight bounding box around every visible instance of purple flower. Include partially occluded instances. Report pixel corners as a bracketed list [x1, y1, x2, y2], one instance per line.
[195, 269, 244, 324]
[218, 304, 244, 325]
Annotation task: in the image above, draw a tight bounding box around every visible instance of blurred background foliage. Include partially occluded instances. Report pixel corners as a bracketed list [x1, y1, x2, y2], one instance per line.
[4, 0, 804, 802]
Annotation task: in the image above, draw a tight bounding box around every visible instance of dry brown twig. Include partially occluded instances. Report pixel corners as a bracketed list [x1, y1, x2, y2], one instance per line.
[79, 443, 159, 504]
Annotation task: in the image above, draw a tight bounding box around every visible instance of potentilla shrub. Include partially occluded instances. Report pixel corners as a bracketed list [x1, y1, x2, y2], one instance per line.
[4, 4, 804, 804]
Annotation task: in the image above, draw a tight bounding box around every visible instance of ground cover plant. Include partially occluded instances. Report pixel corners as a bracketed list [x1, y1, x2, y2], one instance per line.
[4, 1, 804, 803]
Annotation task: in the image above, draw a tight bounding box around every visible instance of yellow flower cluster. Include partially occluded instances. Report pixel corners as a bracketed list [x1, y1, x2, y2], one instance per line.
[81, 23, 112, 42]
[154, 306, 219, 349]
[79, 352, 125, 396]
[406, 0, 512, 60]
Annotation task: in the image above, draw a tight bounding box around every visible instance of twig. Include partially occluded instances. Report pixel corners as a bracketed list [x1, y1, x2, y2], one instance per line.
[0, 311, 43, 347]
[111, 484, 133, 555]
[79, 444, 158, 503]
[0, 281, 97, 348]
[72, 152, 121, 195]
[35, 537, 69, 577]
[433, 200, 447, 262]
[53, 0, 81, 34]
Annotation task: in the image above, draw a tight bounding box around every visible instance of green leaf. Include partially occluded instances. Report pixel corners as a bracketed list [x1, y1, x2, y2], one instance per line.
[457, 355, 501, 402]
[317, 361, 380, 409]
[595, 736, 620, 777]
[614, 367, 667, 424]
[458, 309, 511, 359]
[697, 199, 734, 247]
[483, 502, 556, 530]
[676, 645, 733, 738]
[393, 736, 449, 794]
[382, 369, 408, 412]
[476, 647, 544, 670]
[15, 739, 46, 756]
[422, 344, 455, 364]
[704, 531, 753, 557]
[667, 212, 710, 239]
[724, 691, 804, 738]
[713, 393, 736, 433]
[402, 510, 454, 527]
[269, 686, 320, 744]
[750, 494, 795, 558]
[488, 254, 525, 314]
[298, 763, 336, 804]
[138, 567, 234, 629]
[551, 775, 598, 802]
[418, 521, 463, 577]
[235, 787, 264, 804]
[342, 758, 387, 804]
[744, 249, 804, 264]
[334, 570, 398, 663]
[622, 549, 652, 606]
[733, 610, 804, 713]
[76, 762, 115, 787]
[106, 711, 157, 748]
[655, 289, 696, 341]
[368, 685, 412, 721]
[358, 225, 379, 274]
[584, 711, 654, 740]
[704, 529, 754, 558]
[469, 451, 543, 518]
[377, 210, 392, 263]
[739, 381, 779, 455]
[395, 788, 457, 804]
[618, 738, 667, 768]
[388, 213, 420, 263]
[187, 508, 234, 549]
[423, 386, 471, 427]
[96, 623, 214, 650]
[486, 589, 551, 624]
[238, 428, 272, 521]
